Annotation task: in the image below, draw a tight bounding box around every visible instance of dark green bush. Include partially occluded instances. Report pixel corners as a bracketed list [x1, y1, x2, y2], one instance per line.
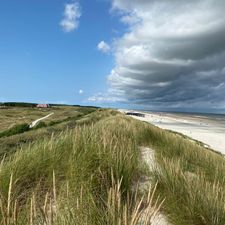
[0, 123, 30, 138]
[34, 121, 47, 129]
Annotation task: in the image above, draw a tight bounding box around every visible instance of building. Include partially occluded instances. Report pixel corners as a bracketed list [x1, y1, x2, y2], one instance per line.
[36, 104, 50, 108]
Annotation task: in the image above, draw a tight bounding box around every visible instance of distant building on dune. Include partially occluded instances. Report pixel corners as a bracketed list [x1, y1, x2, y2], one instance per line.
[36, 104, 50, 108]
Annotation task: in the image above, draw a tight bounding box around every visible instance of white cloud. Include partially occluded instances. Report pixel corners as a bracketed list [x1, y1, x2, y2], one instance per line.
[88, 90, 125, 103]
[97, 41, 111, 53]
[120, 14, 140, 25]
[60, 1, 81, 32]
[79, 89, 83, 94]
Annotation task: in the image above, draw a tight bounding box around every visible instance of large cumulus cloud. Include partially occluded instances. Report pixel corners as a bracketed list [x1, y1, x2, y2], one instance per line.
[107, 0, 225, 110]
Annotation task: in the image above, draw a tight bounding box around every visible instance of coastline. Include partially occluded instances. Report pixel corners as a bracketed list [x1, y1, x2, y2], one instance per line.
[120, 110, 225, 155]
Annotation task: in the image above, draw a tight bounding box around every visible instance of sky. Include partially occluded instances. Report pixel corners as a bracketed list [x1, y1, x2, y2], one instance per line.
[0, 0, 225, 113]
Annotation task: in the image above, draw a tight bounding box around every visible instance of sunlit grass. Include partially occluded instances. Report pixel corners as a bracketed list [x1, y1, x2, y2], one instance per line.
[1, 109, 224, 225]
[137, 119, 225, 225]
[0, 114, 161, 224]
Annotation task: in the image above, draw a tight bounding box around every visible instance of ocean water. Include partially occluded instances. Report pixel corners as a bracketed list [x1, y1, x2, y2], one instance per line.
[142, 110, 225, 124]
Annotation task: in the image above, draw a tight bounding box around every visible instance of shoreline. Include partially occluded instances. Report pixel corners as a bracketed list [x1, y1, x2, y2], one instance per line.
[120, 110, 225, 155]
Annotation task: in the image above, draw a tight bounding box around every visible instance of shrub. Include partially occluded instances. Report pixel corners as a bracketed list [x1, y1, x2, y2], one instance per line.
[0, 123, 30, 138]
[34, 121, 47, 129]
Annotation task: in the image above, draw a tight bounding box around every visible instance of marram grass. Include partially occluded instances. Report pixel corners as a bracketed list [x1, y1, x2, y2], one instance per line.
[0, 114, 161, 225]
[139, 118, 225, 225]
[1, 110, 225, 225]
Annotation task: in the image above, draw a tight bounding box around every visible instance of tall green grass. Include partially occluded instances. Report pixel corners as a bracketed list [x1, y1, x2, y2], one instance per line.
[0, 114, 160, 224]
[2, 110, 223, 225]
[138, 120, 225, 225]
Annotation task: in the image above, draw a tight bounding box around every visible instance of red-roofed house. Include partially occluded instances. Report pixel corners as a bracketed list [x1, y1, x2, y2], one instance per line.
[36, 104, 50, 108]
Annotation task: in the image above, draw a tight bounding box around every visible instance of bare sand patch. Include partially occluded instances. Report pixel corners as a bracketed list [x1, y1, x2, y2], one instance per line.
[139, 147, 170, 225]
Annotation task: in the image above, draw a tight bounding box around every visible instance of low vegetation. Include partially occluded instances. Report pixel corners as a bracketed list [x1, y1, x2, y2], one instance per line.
[0, 105, 97, 133]
[1, 105, 225, 225]
[0, 106, 99, 158]
[138, 121, 225, 225]
[0, 112, 161, 225]
[0, 123, 30, 138]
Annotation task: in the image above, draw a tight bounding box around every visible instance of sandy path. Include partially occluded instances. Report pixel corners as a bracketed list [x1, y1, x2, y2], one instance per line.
[121, 110, 225, 155]
[29, 113, 54, 128]
[139, 147, 171, 225]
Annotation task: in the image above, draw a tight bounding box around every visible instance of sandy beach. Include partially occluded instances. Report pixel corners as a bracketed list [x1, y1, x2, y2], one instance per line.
[122, 110, 225, 155]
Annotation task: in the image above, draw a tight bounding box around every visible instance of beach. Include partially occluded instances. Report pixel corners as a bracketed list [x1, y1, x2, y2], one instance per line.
[123, 110, 225, 155]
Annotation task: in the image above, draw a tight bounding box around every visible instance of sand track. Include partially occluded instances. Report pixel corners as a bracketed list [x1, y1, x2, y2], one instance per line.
[29, 113, 54, 128]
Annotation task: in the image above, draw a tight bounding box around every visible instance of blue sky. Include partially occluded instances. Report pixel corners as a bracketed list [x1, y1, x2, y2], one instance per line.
[0, 0, 123, 106]
[1, 0, 225, 112]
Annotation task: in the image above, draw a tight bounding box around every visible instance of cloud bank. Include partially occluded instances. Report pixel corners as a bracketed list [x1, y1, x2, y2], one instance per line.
[105, 0, 225, 110]
[60, 1, 81, 32]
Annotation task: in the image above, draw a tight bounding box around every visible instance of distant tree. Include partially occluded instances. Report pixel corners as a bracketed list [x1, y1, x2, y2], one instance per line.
[3, 102, 37, 107]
